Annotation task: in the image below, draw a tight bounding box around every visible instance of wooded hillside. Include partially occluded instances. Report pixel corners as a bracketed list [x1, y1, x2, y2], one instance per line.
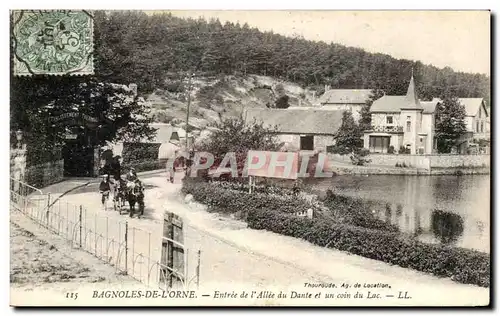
[94, 11, 490, 103]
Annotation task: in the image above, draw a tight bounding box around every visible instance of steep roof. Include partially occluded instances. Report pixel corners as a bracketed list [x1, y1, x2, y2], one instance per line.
[459, 98, 487, 117]
[244, 108, 344, 135]
[370, 96, 406, 113]
[421, 98, 441, 114]
[401, 74, 423, 110]
[370, 73, 423, 112]
[318, 89, 373, 105]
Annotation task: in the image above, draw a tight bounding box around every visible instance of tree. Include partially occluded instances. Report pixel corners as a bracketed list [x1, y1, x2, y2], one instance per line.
[359, 89, 384, 131]
[10, 11, 157, 157]
[330, 111, 371, 165]
[10, 77, 157, 149]
[435, 96, 467, 153]
[196, 115, 280, 172]
[91, 11, 488, 103]
[197, 115, 280, 157]
[332, 111, 363, 155]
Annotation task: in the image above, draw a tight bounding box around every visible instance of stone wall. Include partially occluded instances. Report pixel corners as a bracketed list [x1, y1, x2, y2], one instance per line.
[25, 159, 64, 188]
[10, 147, 27, 195]
[429, 154, 490, 168]
[364, 154, 431, 169]
[331, 153, 490, 169]
[327, 153, 490, 175]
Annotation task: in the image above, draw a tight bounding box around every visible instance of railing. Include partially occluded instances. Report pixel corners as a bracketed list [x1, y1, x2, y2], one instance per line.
[370, 125, 404, 133]
[9, 177, 200, 291]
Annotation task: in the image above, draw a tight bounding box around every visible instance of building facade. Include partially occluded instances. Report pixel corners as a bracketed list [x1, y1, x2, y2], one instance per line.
[245, 108, 344, 152]
[459, 98, 489, 140]
[316, 89, 373, 121]
[363, 74, 438, 155]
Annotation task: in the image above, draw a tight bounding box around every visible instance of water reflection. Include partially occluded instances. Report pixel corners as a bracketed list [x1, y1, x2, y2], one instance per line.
[305, 175, 490, 253]
[431, 210, 465, 245]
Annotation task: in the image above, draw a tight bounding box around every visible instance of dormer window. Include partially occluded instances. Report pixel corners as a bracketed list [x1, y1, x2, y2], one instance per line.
[386, 116, 393, 125]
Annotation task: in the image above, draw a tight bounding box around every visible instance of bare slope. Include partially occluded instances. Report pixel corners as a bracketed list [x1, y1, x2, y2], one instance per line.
[147, 75, 319, 132]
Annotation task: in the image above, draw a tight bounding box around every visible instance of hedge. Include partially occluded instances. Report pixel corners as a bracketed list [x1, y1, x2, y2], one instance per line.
[246, 209, 490, 288]
[183, 178, 397, 231]
[182, 178, 320, 219]
[24, 160, 64, 188]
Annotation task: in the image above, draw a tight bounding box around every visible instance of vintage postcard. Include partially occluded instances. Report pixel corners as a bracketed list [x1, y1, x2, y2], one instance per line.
[9, 10, 491, 307]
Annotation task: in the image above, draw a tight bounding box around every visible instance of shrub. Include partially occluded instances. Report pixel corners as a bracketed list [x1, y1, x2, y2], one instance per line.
[388, 146, 395, 154]
[399, 146, 411, 154]
[350, 148, 371, 166]
[182, 178, 318, 219]
[247, 209, 490, 287]
[275, 95, 290, 109]
[24, 160, 64, 188]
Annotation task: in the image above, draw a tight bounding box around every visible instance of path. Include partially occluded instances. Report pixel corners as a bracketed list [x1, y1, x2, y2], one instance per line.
[25, 171, 167, 288]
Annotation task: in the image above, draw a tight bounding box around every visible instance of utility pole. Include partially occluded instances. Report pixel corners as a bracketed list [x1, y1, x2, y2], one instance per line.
[185, 72, 193, 151]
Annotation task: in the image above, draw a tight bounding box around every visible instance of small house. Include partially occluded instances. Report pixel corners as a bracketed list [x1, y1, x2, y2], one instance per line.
[244, 108, 344, 152]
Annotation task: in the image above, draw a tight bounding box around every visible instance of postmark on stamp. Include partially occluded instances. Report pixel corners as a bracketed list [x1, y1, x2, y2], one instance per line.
[12, 10, 94, 76]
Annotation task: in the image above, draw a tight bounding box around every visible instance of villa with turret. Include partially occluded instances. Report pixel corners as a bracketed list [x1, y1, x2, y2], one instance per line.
[363, 73, 489, 155]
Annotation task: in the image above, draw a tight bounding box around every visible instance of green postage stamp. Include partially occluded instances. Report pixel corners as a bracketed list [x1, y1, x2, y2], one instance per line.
[12, 10, 94, 76]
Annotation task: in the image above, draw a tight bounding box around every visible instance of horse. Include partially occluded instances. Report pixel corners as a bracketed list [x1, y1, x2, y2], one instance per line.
[113, 179, 128, 213]
[125, 180, 145, 218]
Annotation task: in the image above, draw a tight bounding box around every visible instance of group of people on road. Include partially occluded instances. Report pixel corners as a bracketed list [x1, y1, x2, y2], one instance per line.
[99, 167, 141, 210]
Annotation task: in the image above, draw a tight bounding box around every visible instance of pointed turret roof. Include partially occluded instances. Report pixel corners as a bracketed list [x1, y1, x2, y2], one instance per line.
[401, 70, 423, 110]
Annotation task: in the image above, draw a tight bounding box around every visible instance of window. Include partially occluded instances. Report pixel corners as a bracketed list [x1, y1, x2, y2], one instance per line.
[476, 121, 480, 133]
[386, 116, 393, 125]
[406, 121, 411, 132]
[479, 109, 481, 118]
[369, 136, 390, 153]
[481, 122, 484, 133]
[407, 116, 411, 120]
[420, 137, 423, 144]
[300, 136, 314, 151]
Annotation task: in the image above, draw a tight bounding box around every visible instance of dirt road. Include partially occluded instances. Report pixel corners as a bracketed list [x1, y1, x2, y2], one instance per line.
[17, 172, 489, 306]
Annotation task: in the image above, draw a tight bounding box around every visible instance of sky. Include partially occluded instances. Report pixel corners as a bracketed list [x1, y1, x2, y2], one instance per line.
[158, 10, 490, 76]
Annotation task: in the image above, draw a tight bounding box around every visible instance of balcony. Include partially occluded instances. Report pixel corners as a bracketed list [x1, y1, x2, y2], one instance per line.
[369, 125, 404, 133]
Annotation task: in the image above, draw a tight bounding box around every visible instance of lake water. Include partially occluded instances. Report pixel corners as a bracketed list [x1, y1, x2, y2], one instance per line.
[305, 175, 490, 253]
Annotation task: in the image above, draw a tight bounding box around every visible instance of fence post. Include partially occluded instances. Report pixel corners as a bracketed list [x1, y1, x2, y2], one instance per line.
[196, 250, 201, 290]
[79, 205, 83, 248]
[124, 221, 129, 275]
[106, 217, 109, 260]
